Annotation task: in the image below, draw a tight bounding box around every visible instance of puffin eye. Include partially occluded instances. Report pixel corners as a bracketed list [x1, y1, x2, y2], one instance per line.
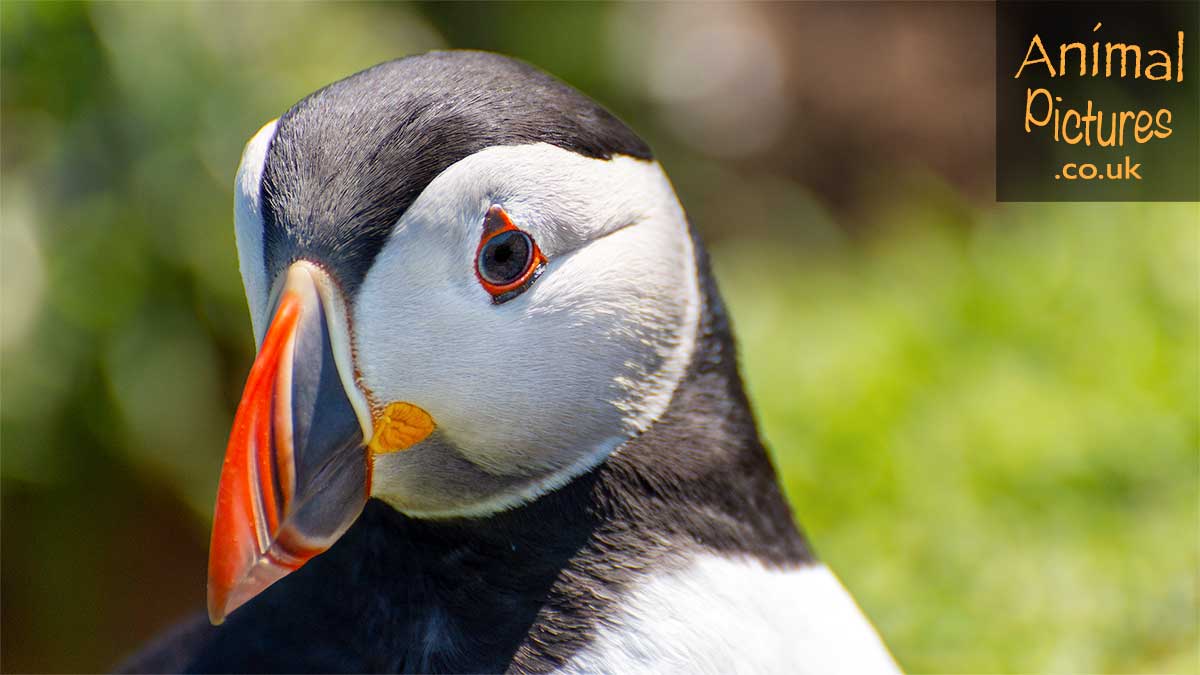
[475, 206, 546, 304]
[479, 230, 532, 285]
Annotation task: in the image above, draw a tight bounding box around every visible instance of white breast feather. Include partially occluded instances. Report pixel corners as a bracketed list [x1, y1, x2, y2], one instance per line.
[559, 557, 901, 674]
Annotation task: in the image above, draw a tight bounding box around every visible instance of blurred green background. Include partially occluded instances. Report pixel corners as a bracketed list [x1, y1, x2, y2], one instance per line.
[1, 2, 1196, 673]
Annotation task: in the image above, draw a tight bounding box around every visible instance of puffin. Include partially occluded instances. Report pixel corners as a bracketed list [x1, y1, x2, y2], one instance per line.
[120, 51, 900, 674]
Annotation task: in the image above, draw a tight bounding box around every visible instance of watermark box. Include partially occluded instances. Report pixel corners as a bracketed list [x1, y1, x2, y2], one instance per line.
[996, 1, 1199, 201]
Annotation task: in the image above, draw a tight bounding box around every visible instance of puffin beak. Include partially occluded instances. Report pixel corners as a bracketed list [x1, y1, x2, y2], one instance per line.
[207, 262, 372, 625]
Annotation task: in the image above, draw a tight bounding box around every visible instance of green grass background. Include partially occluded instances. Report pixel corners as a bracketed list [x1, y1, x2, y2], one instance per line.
[2, 3, 1197, 673]
[717, 201, 1198, 673]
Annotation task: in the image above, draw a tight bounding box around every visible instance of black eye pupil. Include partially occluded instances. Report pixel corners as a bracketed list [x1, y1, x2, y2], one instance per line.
[479, 230, 532, 285]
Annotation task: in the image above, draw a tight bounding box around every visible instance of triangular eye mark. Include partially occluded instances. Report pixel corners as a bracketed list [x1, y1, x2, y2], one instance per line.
[475, 205, 547, 305]
[481, 204, 515, 238]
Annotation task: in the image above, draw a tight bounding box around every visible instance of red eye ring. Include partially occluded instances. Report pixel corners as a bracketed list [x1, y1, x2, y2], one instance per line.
[475, 205, 546, 304]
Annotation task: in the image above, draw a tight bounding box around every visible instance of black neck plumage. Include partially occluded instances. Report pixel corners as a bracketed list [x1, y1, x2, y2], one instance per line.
[183, 243, 811, 674]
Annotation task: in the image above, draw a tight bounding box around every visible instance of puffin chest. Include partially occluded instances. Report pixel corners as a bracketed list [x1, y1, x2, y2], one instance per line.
[557, 555, 901, 675]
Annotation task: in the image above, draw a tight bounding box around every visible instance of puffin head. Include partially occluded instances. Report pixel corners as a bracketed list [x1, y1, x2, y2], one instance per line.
[209, 51, 701, 623]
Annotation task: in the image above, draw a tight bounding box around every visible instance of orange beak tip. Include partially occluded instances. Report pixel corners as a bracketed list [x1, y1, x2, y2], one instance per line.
[207, 548, 298, 625]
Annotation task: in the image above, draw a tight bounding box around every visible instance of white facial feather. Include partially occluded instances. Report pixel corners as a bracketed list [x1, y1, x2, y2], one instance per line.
[561, 557, 901, 674]
[356, 143, 700, 515]
[232, 118, 279, 349]
[234, 134, 700, 517]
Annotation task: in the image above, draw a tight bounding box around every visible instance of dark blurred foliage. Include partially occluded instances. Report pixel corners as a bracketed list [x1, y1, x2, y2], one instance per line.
[2, 3, 1196, 673]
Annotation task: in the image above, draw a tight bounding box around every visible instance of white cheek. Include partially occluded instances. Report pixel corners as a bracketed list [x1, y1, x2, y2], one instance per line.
[354, 144, 698, 487]
[522, 221, 698, 432]
[232, 118, 279, 348]
[357, 226, 695, 477]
